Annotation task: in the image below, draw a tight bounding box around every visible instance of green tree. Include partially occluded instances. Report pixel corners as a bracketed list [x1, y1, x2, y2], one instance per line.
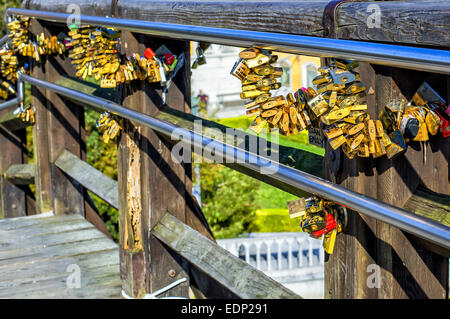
[0, 0, 21, 37]
[198, 163, 260, 239]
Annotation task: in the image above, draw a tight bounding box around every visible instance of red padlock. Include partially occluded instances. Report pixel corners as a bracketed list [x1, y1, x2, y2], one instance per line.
[164, 53, 175, 66]
[437, 110, 450, 138]
[429, 104, 450, 138]
[144, 47, 155, 60]
[312, 213, 337, 238]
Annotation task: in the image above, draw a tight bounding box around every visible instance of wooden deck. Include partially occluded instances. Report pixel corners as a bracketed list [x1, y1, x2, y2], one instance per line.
[0, 213, 121, 298]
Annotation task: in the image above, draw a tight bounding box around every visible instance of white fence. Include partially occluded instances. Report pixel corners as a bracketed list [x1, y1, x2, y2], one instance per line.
[217, 232, 325, 298]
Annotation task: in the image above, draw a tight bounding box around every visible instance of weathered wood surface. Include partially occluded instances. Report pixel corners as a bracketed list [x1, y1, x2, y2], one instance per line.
[152, 213, 301, 299]
[25, 0, 450, 47]
[44, 22, 86, 216]
[4, 163, 35, 185]
[0, 213, 121, 298]
[0, 126, 28, 218]
[55, 150, 118, 209]
[404, 185, 450, 227]
[324, 64, 449, 299]
[30, 20, 52, 214]
[0, 108, 30, 132]
[117, 32, 193, 298]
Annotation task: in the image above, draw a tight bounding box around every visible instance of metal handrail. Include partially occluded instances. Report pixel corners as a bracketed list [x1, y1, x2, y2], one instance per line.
[6, 8, 450, 75]
[0, 97, 20, 112]
[18, 73, 450, 250]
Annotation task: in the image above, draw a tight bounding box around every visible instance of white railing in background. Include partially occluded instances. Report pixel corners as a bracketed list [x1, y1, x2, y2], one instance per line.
[217, 232, 324, 284]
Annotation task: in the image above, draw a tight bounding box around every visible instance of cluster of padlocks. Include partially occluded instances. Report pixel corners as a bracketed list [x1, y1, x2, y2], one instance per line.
[231, 47, 449, 159]
[287, 195, 346, 255]
[0, 15, 67, 122]
[230, 48, 291, 134]
[66, 24, 181, 89]
[64, 24, 186, 141]
[96, 112, 124, 143]
[66, 25, 121, 86]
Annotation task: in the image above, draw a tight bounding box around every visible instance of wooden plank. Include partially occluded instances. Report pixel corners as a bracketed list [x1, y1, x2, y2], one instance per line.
[0, 249, 118, 284]
[153, 213, 301, 299]
[0, 265, 120, 298]
[54, 76, 116, 102]
[324, 64, 449, 299]
[0, 213, 80, 230]
[44, 21, 86, 216]
[27, 0, 450, 47]
[0, 126, 28, 218]
[0, 218, 93, 241]
[54, 150, 119, 209]
[0, 109, 31, 132]
[4, 164, 35, 185]
[404, 185, 450, 227]
[338, 1, 450, 47]
[0, 237, 117, 267]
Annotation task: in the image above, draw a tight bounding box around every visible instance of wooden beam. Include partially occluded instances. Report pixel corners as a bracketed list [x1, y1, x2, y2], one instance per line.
[404, 185, 450, 227]
[30, 20, 53, 214]
[0, 108, 31, 132]
[37, 22, 86, 216]
[152, 212, 300, 299]
[26, 0, 450, 47]
[4, 164, 35, 185]
[0, 127, 27, 218]
[54, 150, 119, 209]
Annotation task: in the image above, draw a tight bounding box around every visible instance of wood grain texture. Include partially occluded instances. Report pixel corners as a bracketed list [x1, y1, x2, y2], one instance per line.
[26, 0, 450, 47]
[38, 22, 86, 217]
[338, 2, 450, 47]
[153, 212, 301, 299]
[30, 20, 52, 214]
[0, 109, 31, 132]
[4, 164, 35, 185]
[55, 150, 118, 209]
[0, 214, 120, 298]
[404, 185, 450, 227]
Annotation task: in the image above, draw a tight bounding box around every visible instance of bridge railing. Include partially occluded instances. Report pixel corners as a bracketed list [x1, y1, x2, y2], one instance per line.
[0, 1, 449, 299]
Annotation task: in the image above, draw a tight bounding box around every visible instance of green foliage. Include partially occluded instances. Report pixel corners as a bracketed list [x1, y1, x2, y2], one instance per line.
[84, 109, 119, 241]
[253, 209, 301, 233]
[254, 183, 297, 209]
[198, 162, 304, 238]
[0, 0, 21, 36]
[199, 163, 260, 239]
[216, 115, 325, 156]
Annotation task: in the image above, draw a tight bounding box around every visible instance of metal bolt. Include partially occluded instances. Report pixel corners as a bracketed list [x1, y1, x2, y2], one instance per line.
[168, 269, 176, 278]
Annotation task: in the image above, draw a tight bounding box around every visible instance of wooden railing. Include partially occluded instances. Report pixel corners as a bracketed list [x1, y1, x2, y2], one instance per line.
[0, 0, 449, 299]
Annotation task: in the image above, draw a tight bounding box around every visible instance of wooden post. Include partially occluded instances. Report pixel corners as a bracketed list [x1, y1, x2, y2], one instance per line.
[324, 64, 449, 299]
[30, 20, 86, 216]
[0, 126, 28, 218]
[117, 32, 189, 298]
[118, 32, 218, 298]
